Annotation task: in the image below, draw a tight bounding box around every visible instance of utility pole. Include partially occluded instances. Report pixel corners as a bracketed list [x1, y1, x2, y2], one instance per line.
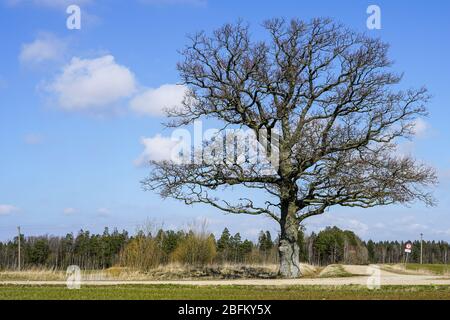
[420, 233, 423, 265]
[17, 226, 21, 271]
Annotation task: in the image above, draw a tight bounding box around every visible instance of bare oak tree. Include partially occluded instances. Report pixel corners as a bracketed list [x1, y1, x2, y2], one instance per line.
[143, 18, 437, 278]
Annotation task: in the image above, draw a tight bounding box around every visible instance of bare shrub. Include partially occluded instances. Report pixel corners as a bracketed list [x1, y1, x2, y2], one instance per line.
[119, 221, 164, 271]
[170, 222, 217, 266]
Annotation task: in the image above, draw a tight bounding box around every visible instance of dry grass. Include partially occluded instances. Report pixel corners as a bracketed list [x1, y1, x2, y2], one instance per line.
[379, 264, 417, 275]
[384, 263, 450, 276]
[298, 263, 319, 277]
[0, 263, 328, 281]
[0, 268, 66, 281]
[105, 263, 280, 280]
[318, 264, 353, 278]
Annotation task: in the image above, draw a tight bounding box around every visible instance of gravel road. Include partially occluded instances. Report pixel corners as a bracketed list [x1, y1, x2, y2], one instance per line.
[1, 265, 450, 286]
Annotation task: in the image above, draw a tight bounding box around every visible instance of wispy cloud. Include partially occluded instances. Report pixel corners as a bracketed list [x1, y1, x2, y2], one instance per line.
[412, 118, 430, 138]
[19, 32, 67, 66]
[304, 214, 369, 237]
[395, 118, 432, 158]
[24, 133, 44, 145]
[0, 205, 19, 216]
[97, 207, 111, 217]
[63, 207, 77, 215]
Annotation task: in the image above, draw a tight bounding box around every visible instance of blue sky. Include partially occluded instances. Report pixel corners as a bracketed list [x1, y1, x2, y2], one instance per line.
[0, 0, 449, 242]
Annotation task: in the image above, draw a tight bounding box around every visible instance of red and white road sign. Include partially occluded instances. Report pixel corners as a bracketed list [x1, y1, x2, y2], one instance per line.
[405, 242, 412, 253]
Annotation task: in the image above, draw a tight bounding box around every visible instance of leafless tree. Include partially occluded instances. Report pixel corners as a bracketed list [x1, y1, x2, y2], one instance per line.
[142, 18, 437, 278]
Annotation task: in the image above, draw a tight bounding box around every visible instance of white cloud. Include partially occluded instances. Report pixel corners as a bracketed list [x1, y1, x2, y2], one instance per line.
[395, 118, 431, 158]
[393, 215, 416, 225]
[130, 84, 187, 117]
[135, 134, 180, 166]
[97, 207, 111, 217]
[412, 118, 429, 138]
[47, 55, 137, 111]
[395, 141, 415, 158]
[0, 205, 19, 216]
[347, 219, 369, 236]
[374, 222, 386, 229]
[19, 33, 66, 66]
[24, 133, 44, 145]
[63, 207, 77, 215]
[305, 214, 369, 237]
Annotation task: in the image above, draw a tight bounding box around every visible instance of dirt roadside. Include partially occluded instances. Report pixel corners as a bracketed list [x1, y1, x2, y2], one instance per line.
[1, 265, 450, 286]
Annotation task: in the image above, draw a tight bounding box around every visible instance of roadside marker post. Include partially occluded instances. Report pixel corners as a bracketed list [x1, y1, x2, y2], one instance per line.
[420, 233, 423, 265]
[17, 226, 21, 272]
[404, 241, 412, 266]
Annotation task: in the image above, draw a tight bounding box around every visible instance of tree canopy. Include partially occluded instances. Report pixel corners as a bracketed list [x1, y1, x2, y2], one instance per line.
[143, 18, 437, 277]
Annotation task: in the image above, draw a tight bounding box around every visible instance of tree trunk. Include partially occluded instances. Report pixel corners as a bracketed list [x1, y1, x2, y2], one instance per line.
[278, 206, 301, 278]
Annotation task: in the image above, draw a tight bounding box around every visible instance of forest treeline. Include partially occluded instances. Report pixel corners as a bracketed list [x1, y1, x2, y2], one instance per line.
[0, 225, 449, 270]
